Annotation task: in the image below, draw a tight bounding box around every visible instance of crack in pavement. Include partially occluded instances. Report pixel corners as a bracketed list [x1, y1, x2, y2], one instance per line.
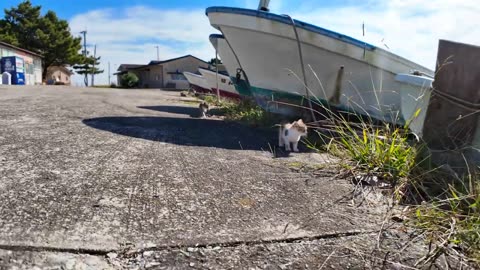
[0, 229, 378, 257]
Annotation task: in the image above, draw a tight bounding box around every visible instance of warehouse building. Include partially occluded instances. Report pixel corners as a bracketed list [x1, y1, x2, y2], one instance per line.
[0, 41, 43, 85]
[116, 55, 209, 89]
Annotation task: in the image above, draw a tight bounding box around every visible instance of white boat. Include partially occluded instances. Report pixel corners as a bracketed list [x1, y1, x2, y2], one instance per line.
[206, 6, 434, 123]
[396, 74, 434, 137]
[209, 34, 252, 97]
[183, 71, 212, 93]
[198, 67, 240, 99]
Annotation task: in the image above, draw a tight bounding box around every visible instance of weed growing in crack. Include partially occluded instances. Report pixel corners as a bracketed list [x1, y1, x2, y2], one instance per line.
[407, 166, 480, 266]
[288, 63, 479, 267]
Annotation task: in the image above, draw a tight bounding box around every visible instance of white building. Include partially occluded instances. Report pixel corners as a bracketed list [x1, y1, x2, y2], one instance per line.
[116, 55, 209, 89]
[0, 41, 43, 85]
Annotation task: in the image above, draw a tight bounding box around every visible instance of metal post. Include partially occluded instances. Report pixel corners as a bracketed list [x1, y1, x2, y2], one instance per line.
[155, 46, 159, 61]
[215, 50, 220, 101]
[258, 0, 270, 11]
[80, 30, 88, 87]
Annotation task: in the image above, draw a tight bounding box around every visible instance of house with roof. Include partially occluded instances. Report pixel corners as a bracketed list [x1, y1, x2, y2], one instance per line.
[115, 55, 209, 89]
[0, 41, 43, 85]
[46, 66, 74, 85]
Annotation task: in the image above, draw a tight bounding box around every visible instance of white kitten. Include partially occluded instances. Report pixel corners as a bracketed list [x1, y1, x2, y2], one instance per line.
[278, 119, 308, 152]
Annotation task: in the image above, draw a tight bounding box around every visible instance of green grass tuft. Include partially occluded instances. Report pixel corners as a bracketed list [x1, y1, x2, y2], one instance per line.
[409, 169, 480, 264]
[207, 98, 279, 127]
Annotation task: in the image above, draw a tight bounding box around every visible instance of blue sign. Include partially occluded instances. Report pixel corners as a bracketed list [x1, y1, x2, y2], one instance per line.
[1, 56, 25, 85]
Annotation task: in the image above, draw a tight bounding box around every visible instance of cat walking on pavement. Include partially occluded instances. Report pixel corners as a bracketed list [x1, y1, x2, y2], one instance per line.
[278, 119, 308, 152]
[199, 101, 209, 118]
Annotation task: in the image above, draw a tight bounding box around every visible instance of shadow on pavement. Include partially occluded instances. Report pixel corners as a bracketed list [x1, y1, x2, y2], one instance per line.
[138, 106, 201, 118]
[83, 116, 278, 151]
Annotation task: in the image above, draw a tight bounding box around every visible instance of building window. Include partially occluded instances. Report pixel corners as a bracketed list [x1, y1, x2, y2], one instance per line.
[24, 63, 34, 75]
[33, 58, 42, 69]
[171, 74, 187, 80]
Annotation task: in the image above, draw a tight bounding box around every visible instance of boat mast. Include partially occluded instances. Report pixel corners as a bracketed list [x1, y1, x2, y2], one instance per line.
[258, 0, 270, 11]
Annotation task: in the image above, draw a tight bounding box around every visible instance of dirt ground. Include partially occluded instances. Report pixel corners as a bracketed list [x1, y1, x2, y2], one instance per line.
[0, 86, 470, 269]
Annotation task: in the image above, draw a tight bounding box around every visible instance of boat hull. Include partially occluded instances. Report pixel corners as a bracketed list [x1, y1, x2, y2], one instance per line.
[198, 68, 241, 99]
[207, 7, 434, 123]
[396, 74, 433, 136]
[183, 72, 212, 93]
[209, 34, 253, 97]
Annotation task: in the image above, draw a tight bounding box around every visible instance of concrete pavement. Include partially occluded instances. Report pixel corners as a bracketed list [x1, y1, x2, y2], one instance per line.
[0, 86, 464, 269]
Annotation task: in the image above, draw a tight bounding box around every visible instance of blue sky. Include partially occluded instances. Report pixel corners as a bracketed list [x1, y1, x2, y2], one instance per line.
[2, 0, 357, 18]
[3, 0, 266, 19]
[1, 0, 479, 86]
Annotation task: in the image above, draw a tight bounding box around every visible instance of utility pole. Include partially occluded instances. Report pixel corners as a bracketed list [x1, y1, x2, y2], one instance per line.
[108, 62, 111, 85]
[91, 44, 96, 86]
[80, 30, 88, 87]
[154, 46, 159, 61]
[215, 50, 220, 101]
[80, 30, 88, 86]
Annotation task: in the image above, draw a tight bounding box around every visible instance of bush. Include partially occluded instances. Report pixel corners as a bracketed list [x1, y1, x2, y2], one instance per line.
[120, 72, 139, 88]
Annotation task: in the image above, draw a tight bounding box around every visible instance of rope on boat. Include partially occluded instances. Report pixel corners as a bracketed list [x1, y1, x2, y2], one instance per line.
[431, 87, 480, 112]
[221, 37, 252, 92]
[283, 14, 318, 125]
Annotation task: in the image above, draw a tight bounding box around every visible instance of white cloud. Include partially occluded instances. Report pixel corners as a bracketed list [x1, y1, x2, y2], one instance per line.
[285, 0, 480, 70]
[67, 1, 479, 86]
[68, 6, 219, 86]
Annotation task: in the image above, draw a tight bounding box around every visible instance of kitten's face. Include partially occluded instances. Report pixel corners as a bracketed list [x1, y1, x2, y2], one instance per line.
[294, 119, 307, 136]
[199, 102, 209, 111]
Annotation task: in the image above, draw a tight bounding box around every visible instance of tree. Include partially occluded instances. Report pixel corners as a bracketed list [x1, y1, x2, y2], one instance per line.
[209, 58, 222, 66]
[0, 1, 83, 80]
[120, 72, 139, 88]
[0, 0, 41, 49]
[73, 55, 104, 86]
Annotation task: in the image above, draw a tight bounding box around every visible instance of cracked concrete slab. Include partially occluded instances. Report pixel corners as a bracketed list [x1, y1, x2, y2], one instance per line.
[0, 86, 469, 269]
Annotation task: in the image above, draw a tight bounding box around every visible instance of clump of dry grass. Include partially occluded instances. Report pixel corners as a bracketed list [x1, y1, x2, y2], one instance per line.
[294, 65, 479, 266]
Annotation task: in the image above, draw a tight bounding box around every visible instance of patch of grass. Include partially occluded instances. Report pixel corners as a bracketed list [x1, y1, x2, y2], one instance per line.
[309, 109, 480, 266]
[286, 161, 329, 173]
[309, 113, 418, 187]
[286, 64, 479, 266]
[92, 85, 113, 88]
[207, 98, 280, 127]
[305, 103, 479, 265]
[287, 161, 305, 168]
[180, 100, 201, 105]
[408, 168, 480, 265]
[202, 95, 221, 106]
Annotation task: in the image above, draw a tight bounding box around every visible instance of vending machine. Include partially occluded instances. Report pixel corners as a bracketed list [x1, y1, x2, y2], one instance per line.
[1, 56, 26, 85]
